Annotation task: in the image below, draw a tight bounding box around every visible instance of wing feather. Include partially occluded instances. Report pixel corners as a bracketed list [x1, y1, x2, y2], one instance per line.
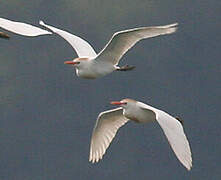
[89, 107, 129, 163]
[156, 111, 192, 170]
[39, 20, 97, 58]
[139, 103, 192, 170]
[0, 17, 51, 36]
[96, 23, 178, 65]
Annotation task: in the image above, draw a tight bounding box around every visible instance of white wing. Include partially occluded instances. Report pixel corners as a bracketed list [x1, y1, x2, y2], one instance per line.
[39, 21, 97, 58]
[156, 111, 192, 170]
[0, 17, 51, 36]
[139, 102, 192, 170]
[89, 107, 129, 163]
[96, 23, 178, 65]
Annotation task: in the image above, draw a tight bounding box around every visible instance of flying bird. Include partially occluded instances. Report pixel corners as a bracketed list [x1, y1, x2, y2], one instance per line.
[0, 31, 10, 39]
[89, 98, 192, 170]
[0, 17, 178, 79]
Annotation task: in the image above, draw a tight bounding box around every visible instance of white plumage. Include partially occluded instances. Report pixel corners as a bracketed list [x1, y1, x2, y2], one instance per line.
[39, 20, 97, 58]
[0, 18, 51, 36]
[89, 99, 192, 171]
[0, 17, 178, 79]
[90, 107, 128, 163]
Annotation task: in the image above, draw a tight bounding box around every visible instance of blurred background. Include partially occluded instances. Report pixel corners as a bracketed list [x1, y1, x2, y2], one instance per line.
[0, 0, 220, 179]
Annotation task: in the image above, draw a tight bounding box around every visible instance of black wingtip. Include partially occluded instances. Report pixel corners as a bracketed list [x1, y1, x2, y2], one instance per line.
[175, 116, 184, 125]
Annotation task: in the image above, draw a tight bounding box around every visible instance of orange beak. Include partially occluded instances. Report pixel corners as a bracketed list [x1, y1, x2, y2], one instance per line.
[64, 61, 78, 65]
[110, 101, 125, 105]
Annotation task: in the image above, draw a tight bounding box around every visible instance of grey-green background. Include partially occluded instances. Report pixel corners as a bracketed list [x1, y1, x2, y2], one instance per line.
[0, 0, 220, 179]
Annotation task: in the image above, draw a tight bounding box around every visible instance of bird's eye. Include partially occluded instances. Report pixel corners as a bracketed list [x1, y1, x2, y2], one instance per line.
[124, 102, 127, 105]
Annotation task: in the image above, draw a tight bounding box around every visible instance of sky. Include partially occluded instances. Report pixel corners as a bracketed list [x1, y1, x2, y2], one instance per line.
[0, 0, 221, 180]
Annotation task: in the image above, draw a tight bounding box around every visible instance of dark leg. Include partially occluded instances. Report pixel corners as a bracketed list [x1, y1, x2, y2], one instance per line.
[0, 32, 10, 39]
[116, 65, 136, 71]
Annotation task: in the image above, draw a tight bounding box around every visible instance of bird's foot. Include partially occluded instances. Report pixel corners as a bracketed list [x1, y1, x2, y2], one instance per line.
[117, 65, 135, 71]
[0, 32, 10, 39]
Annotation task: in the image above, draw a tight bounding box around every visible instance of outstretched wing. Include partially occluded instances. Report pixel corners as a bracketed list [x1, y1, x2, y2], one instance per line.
[39, 21, 97, 58]
[89, 107, 129, 163]
[139, 102, 192, 170]
[0, 17, 51, 36]
[156, 111, 192, 170]
[96, 23, 178, 65]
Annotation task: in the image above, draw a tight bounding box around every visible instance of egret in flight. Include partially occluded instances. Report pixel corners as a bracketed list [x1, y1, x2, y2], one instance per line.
[89, 98, 192, 170]
[0, 17, 177, 79]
